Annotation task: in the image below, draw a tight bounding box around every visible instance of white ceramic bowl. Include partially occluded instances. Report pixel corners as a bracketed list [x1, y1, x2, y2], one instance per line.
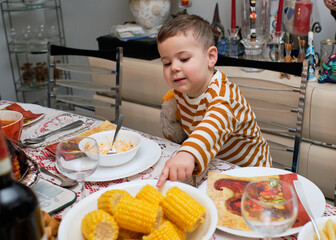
[298, 216, 336, 240]
[58, 180, 218, 240]
[89, 130, 142, 167]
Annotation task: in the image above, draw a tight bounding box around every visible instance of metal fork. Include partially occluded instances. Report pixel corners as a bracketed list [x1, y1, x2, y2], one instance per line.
[8, 138, 38, 149]
[23, 120, 84, 145]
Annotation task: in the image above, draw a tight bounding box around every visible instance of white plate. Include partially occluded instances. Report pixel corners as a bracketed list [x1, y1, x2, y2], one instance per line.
[298, 216, 336, 240]
[0, 103, 45, 126]
[198, 167, 326, 238]
[58, 180, 218, 240]
[86, 137, 161, 181]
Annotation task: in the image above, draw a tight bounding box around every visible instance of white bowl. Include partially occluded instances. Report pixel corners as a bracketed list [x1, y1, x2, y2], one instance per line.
[89, 130, 142, 167]
[58, 180, 218, 240]
[298, 216, 336, 240]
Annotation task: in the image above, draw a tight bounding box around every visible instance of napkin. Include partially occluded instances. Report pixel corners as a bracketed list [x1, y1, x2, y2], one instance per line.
[45, 120, 116, 156]
[2, 103, 43, 125]
[206, 171, 310, 231]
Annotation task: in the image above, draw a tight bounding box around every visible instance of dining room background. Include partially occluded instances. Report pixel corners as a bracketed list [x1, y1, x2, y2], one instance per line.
[0, 0, 335, 102]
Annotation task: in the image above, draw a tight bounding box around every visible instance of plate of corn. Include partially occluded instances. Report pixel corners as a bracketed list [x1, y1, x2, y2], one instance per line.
[58, 180, 218, 240]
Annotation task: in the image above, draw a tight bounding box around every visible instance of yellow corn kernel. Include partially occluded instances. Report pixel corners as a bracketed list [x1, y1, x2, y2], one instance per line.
[81, 209, 119, 240]
[170, 221, 186, 240]
[117, 227, 143, 240]
[98, 189, 132, 216]
[142, 220, 186, 240]
[161, 187, 206, 232]
[114, 195, 163, 234]
[135, 185, 164, 205]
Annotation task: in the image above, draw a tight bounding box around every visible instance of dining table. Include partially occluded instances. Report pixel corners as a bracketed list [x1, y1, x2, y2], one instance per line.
[2, 99, 336, 240]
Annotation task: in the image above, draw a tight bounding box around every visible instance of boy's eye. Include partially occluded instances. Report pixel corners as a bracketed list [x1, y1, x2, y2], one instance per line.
[181, 57, 190, 62]
[163, 62, 171, 67]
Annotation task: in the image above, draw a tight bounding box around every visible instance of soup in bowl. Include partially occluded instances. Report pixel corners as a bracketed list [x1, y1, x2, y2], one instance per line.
[0, 110, 24, 141]
[88, 130, 142, 167]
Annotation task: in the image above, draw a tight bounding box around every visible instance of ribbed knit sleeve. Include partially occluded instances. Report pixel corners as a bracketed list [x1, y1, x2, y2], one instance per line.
[176, 71, 271, 174]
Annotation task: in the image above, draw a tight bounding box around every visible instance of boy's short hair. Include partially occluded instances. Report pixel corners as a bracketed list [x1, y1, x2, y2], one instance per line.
[157, 14, 215, 51]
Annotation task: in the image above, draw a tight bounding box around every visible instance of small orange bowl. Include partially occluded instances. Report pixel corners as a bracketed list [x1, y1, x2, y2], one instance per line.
[0, 110, 24, 141]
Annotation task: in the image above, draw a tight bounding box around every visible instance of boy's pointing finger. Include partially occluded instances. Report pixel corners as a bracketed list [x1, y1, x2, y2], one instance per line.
[157, 167, 169, 188]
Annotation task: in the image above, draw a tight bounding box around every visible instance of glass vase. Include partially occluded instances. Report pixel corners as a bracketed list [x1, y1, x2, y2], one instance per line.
[270, 31, 285, 62]
[240, 0, 270, 72]
[228, 28, 239, 58]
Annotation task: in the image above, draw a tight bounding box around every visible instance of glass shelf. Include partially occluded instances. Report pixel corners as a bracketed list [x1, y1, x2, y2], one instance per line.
[17, 81, 47, 92]
[1, 0, 57, 12]
[1, 0, 66, 103]
[55, 64, 115, 76]
[8, 39, 61, 53]
[56, 95, 114, 108]
[9, 42, 48, 53]
[56, 80, 115, 92]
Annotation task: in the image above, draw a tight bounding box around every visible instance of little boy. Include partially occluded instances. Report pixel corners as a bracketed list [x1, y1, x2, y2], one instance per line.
[156, 14, 271, 187]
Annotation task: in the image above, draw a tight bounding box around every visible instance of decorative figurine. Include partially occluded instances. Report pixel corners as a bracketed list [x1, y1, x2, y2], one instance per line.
[280, 42, 294, 79]
[318, 53, 336, 83]
[323, 0, 336, 21]
[249, 0, 257, 42]
[211, 3, 225, 46]
[305, 31, 317, 81]
[297, 36, 306, 62]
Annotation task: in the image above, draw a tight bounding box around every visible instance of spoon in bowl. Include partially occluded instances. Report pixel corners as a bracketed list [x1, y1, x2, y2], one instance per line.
[107, 114, 125, 154]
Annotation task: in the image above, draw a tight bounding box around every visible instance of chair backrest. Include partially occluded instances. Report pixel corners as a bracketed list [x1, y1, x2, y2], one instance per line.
[47, 43, 123, 122]
[215, 55, 309, 173]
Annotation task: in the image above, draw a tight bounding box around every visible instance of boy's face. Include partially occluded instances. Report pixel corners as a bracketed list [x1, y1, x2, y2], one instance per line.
[158, 31, 217, 98]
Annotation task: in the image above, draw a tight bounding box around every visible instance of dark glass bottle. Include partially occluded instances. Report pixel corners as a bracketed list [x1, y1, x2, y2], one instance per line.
[0, 130, 46, 240]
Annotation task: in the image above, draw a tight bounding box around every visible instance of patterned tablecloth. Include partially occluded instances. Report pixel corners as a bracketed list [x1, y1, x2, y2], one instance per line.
[2, 100, 336, 240]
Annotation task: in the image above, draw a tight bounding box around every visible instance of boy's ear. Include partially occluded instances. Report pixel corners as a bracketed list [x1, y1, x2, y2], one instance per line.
[207, 46, 218, 68]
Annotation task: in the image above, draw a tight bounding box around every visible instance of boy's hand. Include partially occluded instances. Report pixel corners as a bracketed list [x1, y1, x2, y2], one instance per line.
[156, 151, 195, 187]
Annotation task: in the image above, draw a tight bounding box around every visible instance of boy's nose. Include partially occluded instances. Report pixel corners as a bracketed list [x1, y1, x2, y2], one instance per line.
[171, 61, 181, 72]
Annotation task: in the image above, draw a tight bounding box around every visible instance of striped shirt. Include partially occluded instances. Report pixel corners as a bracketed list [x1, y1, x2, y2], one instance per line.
[176, 70, 272, 174]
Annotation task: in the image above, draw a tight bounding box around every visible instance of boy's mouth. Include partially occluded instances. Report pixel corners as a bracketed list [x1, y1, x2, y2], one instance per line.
[173, 77, 186, 83]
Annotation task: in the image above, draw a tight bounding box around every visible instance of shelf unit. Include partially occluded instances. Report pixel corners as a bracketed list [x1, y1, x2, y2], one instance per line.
[0, 0, 66, 104]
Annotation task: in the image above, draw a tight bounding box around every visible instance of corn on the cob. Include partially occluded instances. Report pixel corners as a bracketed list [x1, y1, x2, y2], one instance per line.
[142, 220, 186, 240]
[170, 221, 186, 240]
[81, 209, 119, 240]
[117, 227, 143, 240]
[135, 185, 164, 205]
[114, 195, 163, 234]
[98, 189, 132, 216]
[161, 187, 206, 232]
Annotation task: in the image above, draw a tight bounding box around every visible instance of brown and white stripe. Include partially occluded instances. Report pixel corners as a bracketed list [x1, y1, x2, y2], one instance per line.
[176, 70, 272, 174]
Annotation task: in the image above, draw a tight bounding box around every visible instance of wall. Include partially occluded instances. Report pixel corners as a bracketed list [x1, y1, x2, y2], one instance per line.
[0, 0, 335, 102]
